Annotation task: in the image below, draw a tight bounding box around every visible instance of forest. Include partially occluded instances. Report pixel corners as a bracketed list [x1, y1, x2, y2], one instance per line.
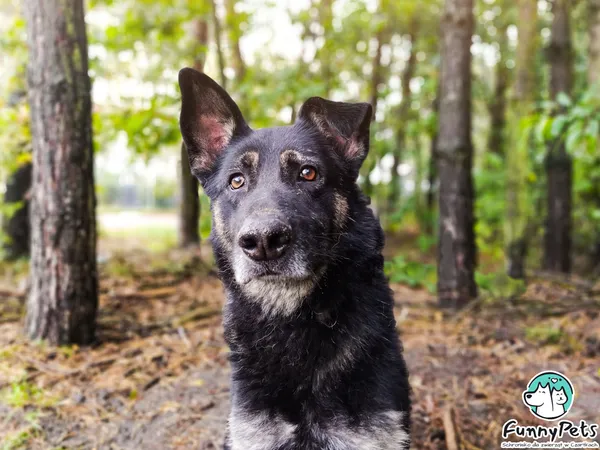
[0, 0, 599, 448]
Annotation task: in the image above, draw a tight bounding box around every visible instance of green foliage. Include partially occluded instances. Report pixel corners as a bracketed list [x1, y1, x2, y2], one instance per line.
[384, 256, 436, 292]
[1, 381, 58, 408]
[525, 325, 563, 345]
[527, 87, 600, 251]
[475, 271, 526, 299]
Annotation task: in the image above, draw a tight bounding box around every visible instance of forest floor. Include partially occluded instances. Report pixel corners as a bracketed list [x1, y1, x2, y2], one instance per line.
[1, 238, 600, 450]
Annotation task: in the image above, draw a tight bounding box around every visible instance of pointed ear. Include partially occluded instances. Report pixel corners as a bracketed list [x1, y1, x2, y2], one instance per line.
[298, 97, 372, 175]
[178, 68, 251, 182]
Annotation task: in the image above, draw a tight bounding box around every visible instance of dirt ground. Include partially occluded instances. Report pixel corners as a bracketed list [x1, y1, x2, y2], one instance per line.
[1, 246, 600, 450]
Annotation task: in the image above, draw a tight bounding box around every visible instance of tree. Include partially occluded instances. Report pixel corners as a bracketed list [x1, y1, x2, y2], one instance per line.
[178, 18, 208, 248]
[590, 0, 600, 87]
[210, 0, 227, 88]
[544, 0, 573, 273]
[487, 21, 510, 158]
[388, 17, 419, 215]
[505, 0, 538, 279]
[23, 0, 98, 345]
[588, 0, 600, 267]
[2, 161, 31, 260]
[436, 0, 477, 307]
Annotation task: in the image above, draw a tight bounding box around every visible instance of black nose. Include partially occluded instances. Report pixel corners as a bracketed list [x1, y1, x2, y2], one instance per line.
[526, 394, 532, 399]
[238, 220, 292, 261]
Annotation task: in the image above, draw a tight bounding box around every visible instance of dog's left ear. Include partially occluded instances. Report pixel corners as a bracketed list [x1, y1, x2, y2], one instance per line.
[298, 97, 372, 176]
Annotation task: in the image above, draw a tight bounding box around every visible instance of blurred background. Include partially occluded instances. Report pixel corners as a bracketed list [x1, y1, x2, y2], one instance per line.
[0, 0, 597, 268]
[1, 0, 600, 448]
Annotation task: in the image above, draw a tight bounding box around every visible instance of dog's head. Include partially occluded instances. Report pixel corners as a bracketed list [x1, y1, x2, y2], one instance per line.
[523, 384, 550, 407]
[178, 68, 372, 315]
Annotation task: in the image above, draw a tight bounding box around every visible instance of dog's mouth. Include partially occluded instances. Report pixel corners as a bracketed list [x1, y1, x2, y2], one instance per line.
[239, 272, 313, 285]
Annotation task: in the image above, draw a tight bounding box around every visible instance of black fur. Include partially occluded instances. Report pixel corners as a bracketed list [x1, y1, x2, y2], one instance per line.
[178, 68, 411, 450]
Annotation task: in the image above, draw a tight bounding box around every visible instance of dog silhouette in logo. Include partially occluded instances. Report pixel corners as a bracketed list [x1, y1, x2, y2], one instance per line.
[522, 371, 574, 421]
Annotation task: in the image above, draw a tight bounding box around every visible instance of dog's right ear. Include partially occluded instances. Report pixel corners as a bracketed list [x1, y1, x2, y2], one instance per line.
[178, 68, 251, 182]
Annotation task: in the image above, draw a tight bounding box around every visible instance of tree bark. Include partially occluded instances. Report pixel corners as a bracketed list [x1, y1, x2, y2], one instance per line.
[589, 0, 600, 87]
[505, 0, 539, 279]
[210, 0, 227, 88]
[436, 0, 477, 308]
[426, 91, 440, 235]
[389, 20, 418, 215]
[588, 0, 600, 267]
[319, 0, 334, 95]
[23, 0, 98, 345]
[544, 0, 573, 273]
[363, 25, 388, 203]
[2, 162, 32, 260]
[178, 18, 208, 248]
[487, 22, 510, 158]
[225, 0, 246, 83]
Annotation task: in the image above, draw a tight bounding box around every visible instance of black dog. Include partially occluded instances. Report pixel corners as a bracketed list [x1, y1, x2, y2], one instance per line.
[178, 68, 411, 450]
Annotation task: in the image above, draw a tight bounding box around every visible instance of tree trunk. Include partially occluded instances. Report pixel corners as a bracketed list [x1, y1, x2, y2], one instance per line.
[210, 0, 227, 88]
[363, 25, 388, 204]
[319, 0, 334, 95]
[23, 0, 98, 345]
[225, 0, 246, 83]
[436, 0, 477, 308]
[178, 18, 208, 248]
[389, 20, 418, 215]
[426, 91, 440, 235]
[589, 0, 600, 268]
[544, 0, 573, 273]
[505, 0, 538, 279]
[487, 22, 510, 158]
[2, 162, 32, 260]
[589, 0, 600, 87]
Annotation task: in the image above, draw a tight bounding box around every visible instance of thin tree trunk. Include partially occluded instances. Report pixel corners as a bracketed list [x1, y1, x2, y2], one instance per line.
[589, 0, 600, 87]
[363, 25, 388, 203]
[505, 0, 539, 279]
[210, 0, 227, 88]
[426, 91, 440, 235]
[23, 0, 98, 345]
[487, 22, 510, 158]
[544, 0, 573, 273]
[389, 20, 418, 215]
[2, 162, 32, 260]
[178, 18, 208, 248]
[436, 0, 477, 308]
[319, 0, 334, 95]
[225, 0, 246, 83]
[589, 0, 600, 267]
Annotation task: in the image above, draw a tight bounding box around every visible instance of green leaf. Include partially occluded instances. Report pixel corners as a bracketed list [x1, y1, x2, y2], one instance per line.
[565, 121, 584, 153]
[550, 115, 568, 138]
[535, 116, 552, 143]
[585, 120, 599, 139]
[556, 92, 572, 108]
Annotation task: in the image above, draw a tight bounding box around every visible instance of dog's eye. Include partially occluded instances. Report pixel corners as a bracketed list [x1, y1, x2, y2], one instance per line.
[229, 174, 245, 190]
[299, 166, 318, 181]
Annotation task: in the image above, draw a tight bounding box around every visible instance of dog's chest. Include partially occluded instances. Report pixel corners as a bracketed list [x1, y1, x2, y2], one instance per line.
[228, 407, 409, 450]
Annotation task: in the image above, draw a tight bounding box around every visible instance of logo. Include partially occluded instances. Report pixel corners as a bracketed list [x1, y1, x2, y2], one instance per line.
[522, 371, 574, 421]
[501, 371, 599, 448]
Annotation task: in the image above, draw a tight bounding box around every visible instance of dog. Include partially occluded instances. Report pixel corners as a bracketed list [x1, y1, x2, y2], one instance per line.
[523, 384, 567, 420]
[178, 68, 411, 450]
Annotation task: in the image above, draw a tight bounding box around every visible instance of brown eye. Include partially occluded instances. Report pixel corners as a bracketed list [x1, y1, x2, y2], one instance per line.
[299, 166, 318, 181]
[230, 174, 245, 190]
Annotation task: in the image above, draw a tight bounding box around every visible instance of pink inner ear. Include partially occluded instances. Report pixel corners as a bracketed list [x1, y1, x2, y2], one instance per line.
[345, 133, 364, 159]
[199, 115, 233, 153]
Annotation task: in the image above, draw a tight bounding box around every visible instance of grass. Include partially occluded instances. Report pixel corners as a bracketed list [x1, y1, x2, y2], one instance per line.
[1, 412, 43, 450]
[99, 225, 178, 253]
[1, 381, 58, 408]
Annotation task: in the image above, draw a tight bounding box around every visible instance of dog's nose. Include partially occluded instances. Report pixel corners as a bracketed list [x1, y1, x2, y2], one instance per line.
[526, 394, 532, 399]
[238, 219, 292, 261]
